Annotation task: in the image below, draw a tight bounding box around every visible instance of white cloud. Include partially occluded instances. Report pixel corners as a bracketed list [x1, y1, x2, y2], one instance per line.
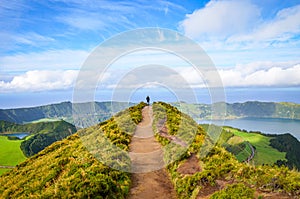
[179, 0, 260, 40]
[230, 5, 300, 43]
[2, 62, 300, 93]
[0, 70, 78, 92]
[179, 1, 300, 50]
[0, 49, 89, 72]
[219, 62, 300, 87]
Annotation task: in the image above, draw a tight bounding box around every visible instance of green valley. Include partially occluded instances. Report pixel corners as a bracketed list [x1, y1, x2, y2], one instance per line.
[0, 120, 77, 157]
[0, 136, 26, 175]
[223, 127, 287, 165]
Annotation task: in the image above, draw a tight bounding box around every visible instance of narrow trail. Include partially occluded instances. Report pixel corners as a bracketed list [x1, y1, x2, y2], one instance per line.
[127, 106, 176, 199]
[245, 142, 255, 163]
[0, 165, 14, 169]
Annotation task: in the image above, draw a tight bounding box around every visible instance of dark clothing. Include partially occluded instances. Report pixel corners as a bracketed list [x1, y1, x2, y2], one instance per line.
[146, 96, 150, 105]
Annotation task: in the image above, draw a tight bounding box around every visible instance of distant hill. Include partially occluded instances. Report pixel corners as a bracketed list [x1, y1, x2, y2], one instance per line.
[0, 102, 299, 198]
[173, 101, 300, 120]
[0, 101, 133, 127]
[0, 120, 77, 157]
[1, 101, 299, 128]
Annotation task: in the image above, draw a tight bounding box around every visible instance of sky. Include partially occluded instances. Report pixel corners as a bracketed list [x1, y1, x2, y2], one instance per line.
[1, 0, 300, 108]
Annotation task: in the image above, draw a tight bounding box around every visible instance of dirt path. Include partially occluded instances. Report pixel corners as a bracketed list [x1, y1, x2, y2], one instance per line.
[127, 106, 176, 199]
[0, 165, 14, 169]
[245, 141, 255, 163]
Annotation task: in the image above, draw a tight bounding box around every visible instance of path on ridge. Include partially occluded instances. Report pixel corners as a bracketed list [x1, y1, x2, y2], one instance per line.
[127, 106, 176, 199]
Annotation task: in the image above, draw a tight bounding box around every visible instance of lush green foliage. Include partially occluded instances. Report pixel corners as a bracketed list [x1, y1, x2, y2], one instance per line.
[270, 133, 300, 169]
[210, 183, 254, 199]
[0, 103, 146, 198]
[153, 102, 300, 198]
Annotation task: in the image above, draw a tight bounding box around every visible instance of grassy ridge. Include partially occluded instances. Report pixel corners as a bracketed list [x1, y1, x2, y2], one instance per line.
[153, 102, 300, 198]
[0, 102, 146, 198]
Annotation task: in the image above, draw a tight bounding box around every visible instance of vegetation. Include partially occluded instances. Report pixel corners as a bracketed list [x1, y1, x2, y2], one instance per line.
[20, 121, 77, 157]
[152, 102, 300, 198]
[1, 102, 299, 198]
[0, 169, 10, 176]
[0, 136, 26, 166]
[270, 133, 300, 169]
[210, 183, 254, 199]
[0, 120, 77, 157]
[2, 101, 300, 128]
[0, 102, 146, 198]
[0, 101, 133, 127]
[173, 101, 300, 120]
[222, 127, 287, 165]
[0, 136, 26, 175]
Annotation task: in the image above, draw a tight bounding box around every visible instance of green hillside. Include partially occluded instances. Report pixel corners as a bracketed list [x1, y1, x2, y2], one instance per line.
[0, 101, 133, 127]
[173, 101, 300, 120]
[0, 136, 26, 175]
[200, 124, 300, 170]
[0, 102, 299, 198]
[1, 101, 300, 129]
[0, 120, 77, 157]
[0, 102, 146, 198]
[153, 102, 300, 198]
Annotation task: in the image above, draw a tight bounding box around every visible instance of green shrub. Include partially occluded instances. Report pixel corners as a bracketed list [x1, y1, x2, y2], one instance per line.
[210, 183, 254, 199]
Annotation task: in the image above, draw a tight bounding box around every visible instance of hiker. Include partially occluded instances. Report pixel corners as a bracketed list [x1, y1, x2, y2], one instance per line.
[146, 96, 150, 105]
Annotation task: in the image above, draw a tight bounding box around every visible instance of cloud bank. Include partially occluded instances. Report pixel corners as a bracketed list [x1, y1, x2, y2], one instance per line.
[1, 62, 300, 92]
[0, 70, 78, 92]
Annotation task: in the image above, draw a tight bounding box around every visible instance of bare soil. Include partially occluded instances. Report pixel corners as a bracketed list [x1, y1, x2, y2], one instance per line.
[127, 106, 176, 199]
[177, 154, 202, 175]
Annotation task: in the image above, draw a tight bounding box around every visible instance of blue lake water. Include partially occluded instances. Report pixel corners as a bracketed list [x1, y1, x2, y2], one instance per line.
[5, 133, 29, 139]
[200, 118, 300, 141]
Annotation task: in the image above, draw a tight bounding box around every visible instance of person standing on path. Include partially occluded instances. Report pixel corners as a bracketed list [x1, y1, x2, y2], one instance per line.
[146, 96, 150, 105]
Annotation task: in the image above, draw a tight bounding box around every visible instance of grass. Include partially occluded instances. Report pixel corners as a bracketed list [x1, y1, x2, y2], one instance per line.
[0, 169, 10, 176]
[0, 103, 147, 198]
[227, 136, 253, 162]
[225, 127, 286, 165]
[235, 142, 252, 162]
[0, 136, 26, 166]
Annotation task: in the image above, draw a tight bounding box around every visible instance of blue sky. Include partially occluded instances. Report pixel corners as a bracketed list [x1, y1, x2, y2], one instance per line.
[1, 0, 300, 107]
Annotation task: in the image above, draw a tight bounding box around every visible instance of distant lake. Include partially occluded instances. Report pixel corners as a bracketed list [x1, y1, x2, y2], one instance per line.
[5, 133, 29, 139]
[199, 118, 300, 141]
